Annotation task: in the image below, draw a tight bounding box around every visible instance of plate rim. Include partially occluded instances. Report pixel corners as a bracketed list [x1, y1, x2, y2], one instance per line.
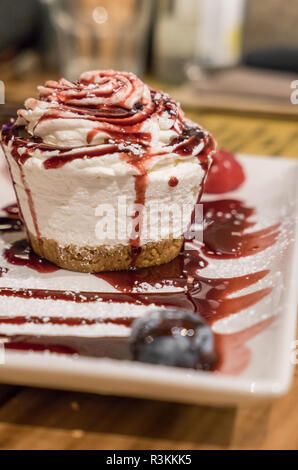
[0, 153, 297, 406]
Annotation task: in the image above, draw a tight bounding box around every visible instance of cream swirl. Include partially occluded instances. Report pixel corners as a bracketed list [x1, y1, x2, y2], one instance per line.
[54, 70, 151, 109]
[15, 70, 213, 154]
[4, 70, 215, 173]
[16, 70, 179, 149]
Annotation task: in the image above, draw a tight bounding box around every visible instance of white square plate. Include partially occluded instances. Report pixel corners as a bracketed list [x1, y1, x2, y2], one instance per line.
[0, 153, 297, 406]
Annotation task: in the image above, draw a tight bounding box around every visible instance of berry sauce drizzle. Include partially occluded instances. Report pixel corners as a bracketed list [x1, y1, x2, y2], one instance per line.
[2, 203, 20, 218]
[0, 198, 278, 374]
[168, 176, 179, 187]
[3, 239, 59, 273]
[202, 199, 280, 258]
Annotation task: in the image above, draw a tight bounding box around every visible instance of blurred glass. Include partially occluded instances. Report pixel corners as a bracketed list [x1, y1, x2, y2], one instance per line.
[153, 0, 198, 83]
[48, 0, 153, 79]
[154, 0, 246, 84]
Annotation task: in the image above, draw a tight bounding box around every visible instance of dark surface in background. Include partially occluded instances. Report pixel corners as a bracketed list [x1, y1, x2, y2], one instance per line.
[242, 0, 298, 73]
[244, 48, 298, 74]
[243, 0, 298, 53]
[0, 0, 40, 52]
[0, 107, 18, 125]
[145, 0, 158, 74]
[0, 0, 55, 64]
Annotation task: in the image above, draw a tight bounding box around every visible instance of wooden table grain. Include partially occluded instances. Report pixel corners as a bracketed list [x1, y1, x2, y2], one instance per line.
[0, 76, 298, 450]
[0, 362, 298, 450]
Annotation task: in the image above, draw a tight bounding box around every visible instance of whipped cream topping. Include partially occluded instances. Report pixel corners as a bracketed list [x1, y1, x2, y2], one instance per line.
[13, 69, 213, 159]
[16, 71, 154, 148]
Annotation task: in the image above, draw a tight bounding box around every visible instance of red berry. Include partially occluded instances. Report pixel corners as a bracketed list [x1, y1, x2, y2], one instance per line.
[204, 149, 245, 194]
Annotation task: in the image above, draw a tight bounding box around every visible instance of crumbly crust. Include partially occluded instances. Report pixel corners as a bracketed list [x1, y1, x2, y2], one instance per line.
[29, 233, 184, 273]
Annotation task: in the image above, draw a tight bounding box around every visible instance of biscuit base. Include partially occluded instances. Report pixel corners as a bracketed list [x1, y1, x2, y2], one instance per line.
[29, 233, 184, 273]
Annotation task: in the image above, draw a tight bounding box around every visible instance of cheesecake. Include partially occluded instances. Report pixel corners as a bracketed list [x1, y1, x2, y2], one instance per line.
[1, 70, 216, 272]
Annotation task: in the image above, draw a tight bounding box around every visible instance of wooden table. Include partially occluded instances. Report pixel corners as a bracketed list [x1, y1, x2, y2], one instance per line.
[0, 77, 298, 450]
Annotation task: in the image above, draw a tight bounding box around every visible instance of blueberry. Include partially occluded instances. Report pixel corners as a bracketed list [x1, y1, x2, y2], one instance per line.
[130, 308, 217, 370]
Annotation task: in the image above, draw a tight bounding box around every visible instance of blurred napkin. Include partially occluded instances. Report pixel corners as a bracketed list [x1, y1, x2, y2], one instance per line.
[174, 66, 298, 115]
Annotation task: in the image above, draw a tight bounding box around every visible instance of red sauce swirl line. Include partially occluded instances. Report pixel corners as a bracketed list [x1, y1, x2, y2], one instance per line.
[19, 166, 41, 240]
[44, 71, 142, 106]
[2, 316, 276, 367]
[34, 99, 156, 130]
[0, 315, 133, 328]
[0, 270, 271, 326]
[43, 144, 119, 169]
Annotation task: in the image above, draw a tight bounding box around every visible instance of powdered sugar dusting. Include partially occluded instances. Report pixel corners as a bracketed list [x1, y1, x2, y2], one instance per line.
[0, 154, 297, 375]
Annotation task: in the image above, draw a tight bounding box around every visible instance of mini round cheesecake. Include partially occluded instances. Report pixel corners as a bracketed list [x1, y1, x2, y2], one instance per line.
[1, 70, 216, 272]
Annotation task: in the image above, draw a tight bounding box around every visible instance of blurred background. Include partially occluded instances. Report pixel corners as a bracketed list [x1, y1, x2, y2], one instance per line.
[1, 0, 298, 155]
[1, 1, 298, 453]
